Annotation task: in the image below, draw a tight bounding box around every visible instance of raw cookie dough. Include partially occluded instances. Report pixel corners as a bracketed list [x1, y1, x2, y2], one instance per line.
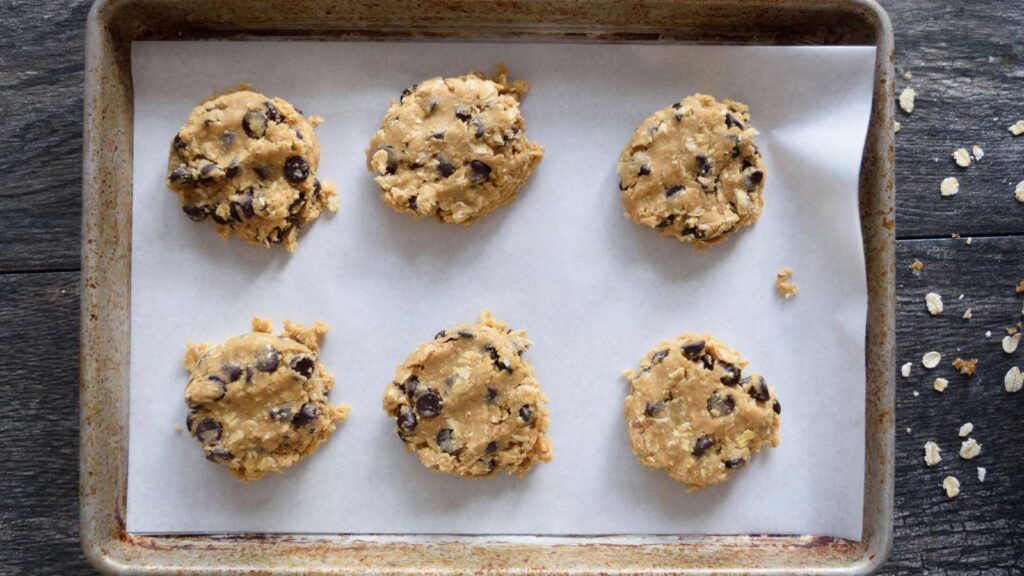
[617, 93, 765, 249]
[184, 316, 350, 482]
[623, 333, 780, 490]
[382, 311, 552, 477]
[166, 86, 338, 251]
[366, 68, 544, 224]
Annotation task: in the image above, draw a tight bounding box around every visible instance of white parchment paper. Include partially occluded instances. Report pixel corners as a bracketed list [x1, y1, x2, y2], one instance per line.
[128, 41, 874, 539]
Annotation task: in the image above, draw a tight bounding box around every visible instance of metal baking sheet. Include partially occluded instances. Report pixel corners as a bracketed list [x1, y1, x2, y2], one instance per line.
[81, 0, 895, 573]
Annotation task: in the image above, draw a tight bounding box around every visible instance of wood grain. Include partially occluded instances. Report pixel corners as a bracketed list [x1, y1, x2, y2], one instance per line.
[0, 0, 1022, 573]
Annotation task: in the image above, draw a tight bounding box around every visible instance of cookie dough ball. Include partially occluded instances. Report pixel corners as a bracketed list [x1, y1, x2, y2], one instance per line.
[166, 86, 338, 251]
[617, 94, 765, 249]
[623, 334, 780, 490]
[366, 68, 544, 224]
[382, 311, 552, 477]
[184, 316, 350, 482]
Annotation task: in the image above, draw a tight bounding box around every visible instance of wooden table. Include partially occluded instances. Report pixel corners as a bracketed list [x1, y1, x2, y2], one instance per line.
[1, 1, 1021, 573]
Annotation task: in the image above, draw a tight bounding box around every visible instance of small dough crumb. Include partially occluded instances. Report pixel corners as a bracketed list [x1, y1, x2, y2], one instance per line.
[923, 441, 941, 466]
[775, 267, 798, 299]
[943, 476, 960, 499]
[959, 438, 982, 459]
[894, 121, 901, 133]
[972, 145, 984, 161]
[952, 357, 977, 376]
[933, 377, 948, 392]
[940, 177, 960, 197]
[1009, 120, 1024, 136]
[1003, 333, 1021, 354]
[952, 148, 971, 167]
[926, 292, 944, 316]
[977, 467, 987, 482]
[922, 351, 941, 369]
[901, 362, 912, 378]
[962, 308, 972, 320]
[958, 422, 973, 437]
[1005, 366, 1023, 393]
[1015, 280, 1024, 295]
[899, 88, 917, 113]
[909, 259, 923, 272]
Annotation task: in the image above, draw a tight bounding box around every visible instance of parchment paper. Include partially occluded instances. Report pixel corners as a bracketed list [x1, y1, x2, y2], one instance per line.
[128, 41, 874, 540]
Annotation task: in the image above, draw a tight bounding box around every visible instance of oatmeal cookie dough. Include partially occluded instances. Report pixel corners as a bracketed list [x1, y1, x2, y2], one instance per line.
[617, 94, 765, 249]
[166, 86, 338, 251]
[623, 333, 780, 490]
[184, 316, 350, 482]
[366, 68, 544, 224]
[382, 311, 552, 477]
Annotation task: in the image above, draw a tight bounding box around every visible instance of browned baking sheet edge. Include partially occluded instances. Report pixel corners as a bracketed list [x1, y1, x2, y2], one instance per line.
[81, 0, 895, 573]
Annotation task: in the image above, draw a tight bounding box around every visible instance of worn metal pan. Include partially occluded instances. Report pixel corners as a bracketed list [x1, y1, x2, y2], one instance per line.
[81, 0, 895, 573]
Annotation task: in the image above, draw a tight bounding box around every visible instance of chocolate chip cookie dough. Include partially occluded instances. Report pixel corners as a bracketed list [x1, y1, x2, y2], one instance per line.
[184, 316, 350, 482]
[623, 333, 780, 490]
[617, 94, 765, 249]
[382, 311, 552, 477]
[367, 68, 544, 224]
[166, 86, 338, 251]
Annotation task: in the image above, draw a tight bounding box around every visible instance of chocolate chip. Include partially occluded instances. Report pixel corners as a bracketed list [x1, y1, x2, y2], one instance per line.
[207, 376, 227, 401]
[218, 130, 235, 150]
[182, 205, 207, 222]
[457, 330, 474, 339]
[168, 166, 193, 184]
[290, 355, 315, 378]
[469, 160, 492, 184]
[619, 180, 627, 191]
[434, 330, 446, 339]
[255, 347, 281, 372]
[519, 405, 534, 423]
[486, 386, 498, 404]
[205, 447, 232, 463]
[199, 163, 220, 180]
[416, 390, 443, 418]
[692, 435, 715, 457]
[437, 158, 455, 178]
[724, 113, 745, 129]
[724, 458, 746, 469]
[696, 155, 711, 176]
[242, 109, 268, 138]
[229, 189, 254, 221]
[747, 170, 764, 186]
[431, 132, 445, 140]
[174, 133, 186, 151]
[284, 156, 310, 184]
[656, 215, 675, 229]
[291, 402, 318, 428]
[638, 164, 651, 176]
[700, 353, 716, 370]
[269, 405, 293, 422]
[706, 391, 735, 417]
[400, 84, 418, 102]
[483, 344, 513, 373]
[436, 428, 457, 453]
[773, 399, 782, 414]
[719, 362, 742, 386]
[264, 101, 282, 122]
[312, 178, 322, 198]
[471, 118, 486, 138]
[403, 375, 419, 398]
[681, 340, 706, 360]
[485, 441, 498, 454]
[186, 410, 197, 432]
[194, 418, 222, 444]
[644, 400, 666, 417]
[397, 408, 417, 431]
[671, 102, 682, 110]
[225, 158, 240, 179]
[665, 185, 683, 198]
[747, 376, 770, 402]
[455, 105, 471, 121]
[651, 349, 669, 365]
[408, 195, 418, 210]
[682, 222, 706, 239]
[741, 158, 754, 171]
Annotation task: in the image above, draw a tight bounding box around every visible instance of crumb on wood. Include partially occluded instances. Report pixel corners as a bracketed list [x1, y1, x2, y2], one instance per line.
[977, 467, 987, 482]
[933, 377, 948, 392]
[901, 362, 912, 378]
[952, 357, 978, 376]
[923, 441, 942, 466]
[940, 177, 960, 197]
[1010, 120, 1024, 136]
[926, 292, 944, 315]
[775, 267, 798, 299]
[1015, 181, 1024, 203]
[958, 422, 973, 437]
[943, 476, 960, 499]
[894, 120, 901, 133]
[959, 438, 982, 460]
[972, 144, 984, 161]
[962, 308, 972, 320]
[952, 148, 971, 167]
[899, 87, 917, 113]
[909, 259, 923, 272]
[1015, 280, 1024, 295]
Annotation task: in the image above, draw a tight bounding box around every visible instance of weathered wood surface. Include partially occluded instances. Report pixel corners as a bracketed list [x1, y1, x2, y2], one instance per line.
[0, 0, 1022, 574]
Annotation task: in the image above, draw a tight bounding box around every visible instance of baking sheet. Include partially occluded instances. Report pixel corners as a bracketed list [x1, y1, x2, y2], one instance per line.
[127, 41, 874, 540]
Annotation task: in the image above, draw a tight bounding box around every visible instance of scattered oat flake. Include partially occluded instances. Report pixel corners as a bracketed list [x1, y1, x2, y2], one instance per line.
[985, 330, 993, 338]
[912, 390, 920, 397]
[971, 145, 984, 161]
[1016, 181, 1024, 203]
[901, 362, 912, 378]
[909, 259, 923, 271]
[977, 467, 987, 482]
[1010, 120, 1024, 136]
[1005, 366, 1023, 393]
[943, 476, 960, 499]
[902, 71, 913, 81]
[940, 177, 960, 197]
[894, 121, 901, 133]
[922, 351, 942, 369]
[952, 357, 977, 376]
[952, 148, 971, 167]
[899, 88, 917, 113]
[959, 438, 982, 460]
[959, 422, 973, 437]
[906, 427, 913, 434]
[933, 377, 949, 392]
[924, 441, 942, 466]
[1003, 333, 1021, 354]
[775, 267, 799, 299]
[965, 237, 973, 245]
[926, 292, 944, 315]
[962, 308, 972, 320]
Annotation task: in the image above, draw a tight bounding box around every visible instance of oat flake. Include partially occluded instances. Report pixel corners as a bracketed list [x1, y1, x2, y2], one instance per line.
[901, 362, 912, 378]
[924, 441, 942, 466]
[943, 475, 960, 498]
[977, 467, 987, 482]
[1015, 181, 1024, 203]
[940, 177, 960, 197]
[899, 88, 917, 113]
[972, 145, 984, 161]
[933, 377, 948, 392]
[1003, 333, 1021, 354]
[922, 351, 942, 369]
[926, 292, 944, 315]
[959, 438, 982, 460]
[1005, 366, 1023, 393]
[952, 148, 971, 167]
[1010, 120, 1024, 136]
[962, 308, 972, 320]
[958, 422, 973, 437]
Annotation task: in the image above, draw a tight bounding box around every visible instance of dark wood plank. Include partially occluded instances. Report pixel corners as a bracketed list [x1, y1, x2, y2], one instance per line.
[885, 0, 1024, 238]
[884, 236, 1024, 574]
[0, 272, 91, 575]
[0, 0, 91, 272]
